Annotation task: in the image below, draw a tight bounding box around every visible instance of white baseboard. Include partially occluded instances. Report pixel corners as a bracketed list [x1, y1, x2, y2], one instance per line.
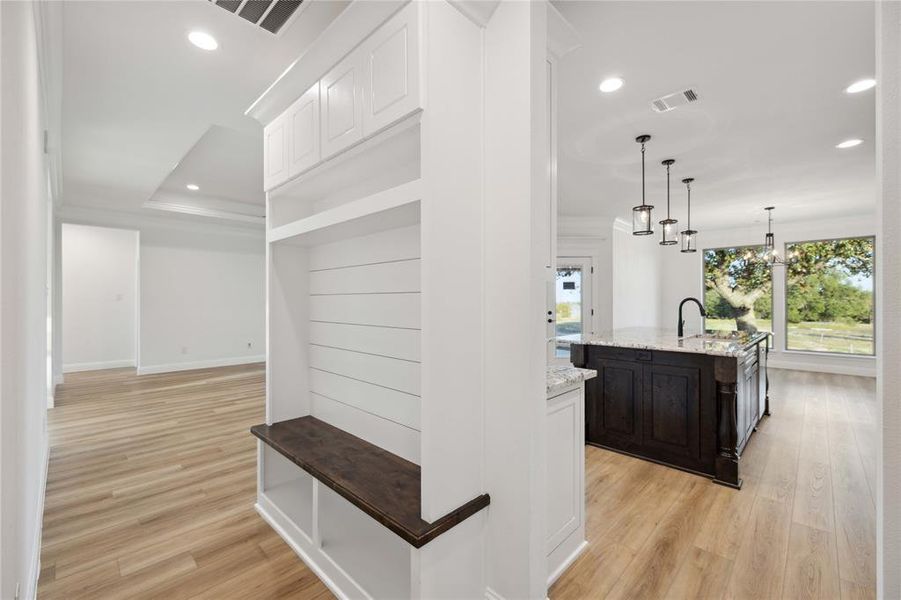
[136, 355, 265, 376]
[767, 358, 876, 378]
[547, 539, 588, 587]
[26, 437, 50, 600]
[62, 359, 135, 373]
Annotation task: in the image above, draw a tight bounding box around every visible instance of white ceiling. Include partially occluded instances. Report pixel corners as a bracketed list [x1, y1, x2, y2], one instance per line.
[61, 0, 348, 225]
[553, 1, 876, 230]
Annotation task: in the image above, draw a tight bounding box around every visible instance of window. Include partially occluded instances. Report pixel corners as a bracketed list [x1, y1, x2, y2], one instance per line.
[703, 246, 773, 335]
[785, 237, 874, 355]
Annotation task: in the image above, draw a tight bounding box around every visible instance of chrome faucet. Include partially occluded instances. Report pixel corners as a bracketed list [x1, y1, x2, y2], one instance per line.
[678, 297, 707, 337]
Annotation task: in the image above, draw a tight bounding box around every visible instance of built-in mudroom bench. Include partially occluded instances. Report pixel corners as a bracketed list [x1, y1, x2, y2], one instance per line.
[248, 0, 582, 596]
[252, 417, 489, 547]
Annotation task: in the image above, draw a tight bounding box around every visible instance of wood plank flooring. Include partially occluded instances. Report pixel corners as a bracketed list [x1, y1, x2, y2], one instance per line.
[551, 369, 877, 600]
[37, 364, 332, 599]
[39, 366, 875, 599]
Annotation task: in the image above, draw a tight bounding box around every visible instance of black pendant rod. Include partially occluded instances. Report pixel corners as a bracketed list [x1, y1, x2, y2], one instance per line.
[683, 178, 693, 229]
[636, 134, 651, 207]
[663, 159, 675, 217]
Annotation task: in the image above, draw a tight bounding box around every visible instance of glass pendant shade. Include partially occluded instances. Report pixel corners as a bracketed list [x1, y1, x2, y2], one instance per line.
[632, 134, 653, 235]
[764, 207, 777, 262]
[680, 229, 698, 253]
[660, 219, 679, 245]
[633, 205, 654, 235]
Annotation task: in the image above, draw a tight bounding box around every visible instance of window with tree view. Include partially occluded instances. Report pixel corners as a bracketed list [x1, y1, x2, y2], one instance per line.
[703, 246, 772, 335]
[785, 237, 874, 355]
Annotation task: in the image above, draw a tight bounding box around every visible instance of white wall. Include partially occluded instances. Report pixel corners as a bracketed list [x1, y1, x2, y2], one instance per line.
[62, 224, 138, 372]
[58, 205, 266, 376]
[659, 214, 877, 376]
[138, 228, 264, 374]
[1, 2, 52, 597]
[876, 2, 900, 595]
[611, 218, 662, 328]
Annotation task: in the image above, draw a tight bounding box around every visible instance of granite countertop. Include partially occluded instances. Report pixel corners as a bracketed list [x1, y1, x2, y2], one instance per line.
[567, 327, 769, 358]
[546, 365, 597, 396]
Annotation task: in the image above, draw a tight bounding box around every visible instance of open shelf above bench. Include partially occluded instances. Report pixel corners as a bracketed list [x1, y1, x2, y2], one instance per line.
[267, 178, 421, 246]
[251, 416, 489, 548]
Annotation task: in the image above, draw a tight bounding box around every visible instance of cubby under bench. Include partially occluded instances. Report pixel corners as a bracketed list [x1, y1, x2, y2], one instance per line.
[251, 416, 490, 598]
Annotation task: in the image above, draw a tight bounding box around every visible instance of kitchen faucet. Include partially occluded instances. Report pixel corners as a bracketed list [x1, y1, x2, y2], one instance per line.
[678, 297, 707, 337]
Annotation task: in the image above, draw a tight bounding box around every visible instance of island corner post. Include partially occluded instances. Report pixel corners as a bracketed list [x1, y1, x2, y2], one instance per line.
[713, 355, 741, 489]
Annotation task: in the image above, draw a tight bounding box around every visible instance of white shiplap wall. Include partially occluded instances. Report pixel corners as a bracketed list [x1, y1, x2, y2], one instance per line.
[307, 224, 421, 463]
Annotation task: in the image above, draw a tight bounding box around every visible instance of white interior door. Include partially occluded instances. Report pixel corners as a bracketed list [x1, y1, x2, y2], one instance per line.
[553, 257, 593, 363]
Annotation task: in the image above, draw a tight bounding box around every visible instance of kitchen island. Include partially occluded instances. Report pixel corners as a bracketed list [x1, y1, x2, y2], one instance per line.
[570, 328, 768, 489]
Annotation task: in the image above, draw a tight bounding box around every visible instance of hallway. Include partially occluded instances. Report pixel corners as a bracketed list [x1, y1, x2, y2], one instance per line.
[37, 365, 331, 599]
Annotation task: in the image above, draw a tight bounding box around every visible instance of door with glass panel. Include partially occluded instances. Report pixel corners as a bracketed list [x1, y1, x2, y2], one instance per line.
[553, 257, 593, 363]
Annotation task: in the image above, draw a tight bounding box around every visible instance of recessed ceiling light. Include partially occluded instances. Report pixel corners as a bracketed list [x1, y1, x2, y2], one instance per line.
[186, 183, 200, 191]
[188, 31, 218, 51]
[836, 139, 863, 149]
[845, 78, 876, 94]
[599, 77, 624, 93]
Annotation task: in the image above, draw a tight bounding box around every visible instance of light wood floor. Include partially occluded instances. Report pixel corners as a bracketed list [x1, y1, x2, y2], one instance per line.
[39, 366, 876, 599]
[38, 364, 332, 599]
[551, 369, 877, 600]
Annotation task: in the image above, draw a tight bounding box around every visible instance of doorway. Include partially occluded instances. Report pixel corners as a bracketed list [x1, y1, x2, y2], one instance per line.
[554, 257, 593, 362]
[61, 224, 140, 374]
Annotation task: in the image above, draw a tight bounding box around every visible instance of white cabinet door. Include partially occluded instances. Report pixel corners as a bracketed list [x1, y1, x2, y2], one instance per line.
[263, 113, 288, 191]
[321, 48, 365, 159]
[361, 1, 421, 137]
[287, 82, 320, 178]
[546, 388, 582, 552]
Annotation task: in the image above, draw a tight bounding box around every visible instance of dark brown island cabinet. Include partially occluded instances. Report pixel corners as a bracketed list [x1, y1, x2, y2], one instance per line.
[571, 331, 769, 488]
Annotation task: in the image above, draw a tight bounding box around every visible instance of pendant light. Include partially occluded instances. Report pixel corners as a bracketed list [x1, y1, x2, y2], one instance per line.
[659, 159, 678, 245]
[680, 178, 697, 253]
[632, 135, 654, 235]
[763, 207, 785, 266]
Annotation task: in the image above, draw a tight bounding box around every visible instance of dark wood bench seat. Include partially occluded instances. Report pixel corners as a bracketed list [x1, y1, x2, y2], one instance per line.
[251, 416, 489, 548]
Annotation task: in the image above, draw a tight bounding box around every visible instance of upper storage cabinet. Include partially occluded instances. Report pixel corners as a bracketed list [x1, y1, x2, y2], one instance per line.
[263, 2, 423, 191]
[264, 113, 288, 191]
[321, 49, 365, 160]
[288, 82, 321, 178]
[265, 82, 321, 190]
[361, 1, 421, 137]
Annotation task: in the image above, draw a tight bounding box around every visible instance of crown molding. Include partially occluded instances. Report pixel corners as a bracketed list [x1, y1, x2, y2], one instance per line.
[58, 203, 265, 239]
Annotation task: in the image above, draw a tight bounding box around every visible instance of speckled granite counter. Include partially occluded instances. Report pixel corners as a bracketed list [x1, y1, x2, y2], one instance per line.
[546, 365, 596, 396]
[569, 327, 769, 358]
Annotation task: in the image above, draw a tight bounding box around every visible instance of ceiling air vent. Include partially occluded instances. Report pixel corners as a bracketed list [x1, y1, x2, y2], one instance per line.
[651, 88, 699, 113]
[210, 0, 304, 34]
